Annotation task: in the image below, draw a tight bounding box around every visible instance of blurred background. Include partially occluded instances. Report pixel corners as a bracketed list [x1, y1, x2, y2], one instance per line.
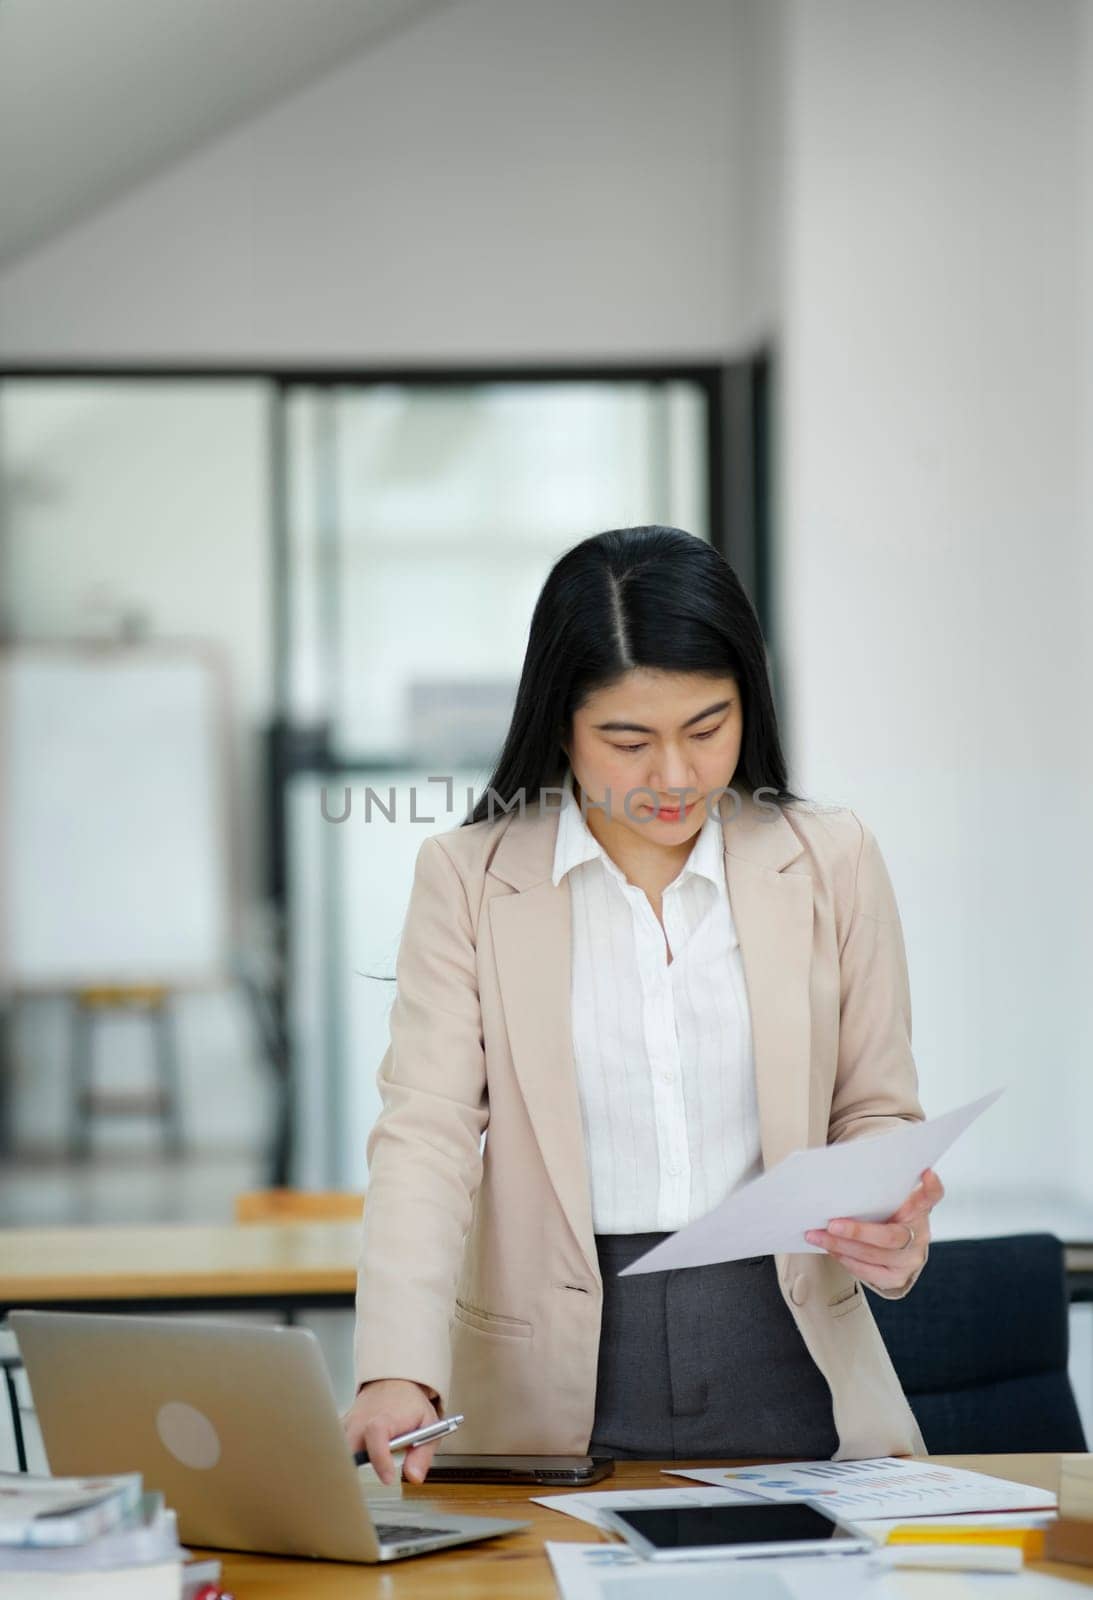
[0, 0, 1091, 1457]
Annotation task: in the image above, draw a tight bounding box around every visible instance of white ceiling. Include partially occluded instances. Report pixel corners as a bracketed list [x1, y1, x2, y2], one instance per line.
[0, 0, 455, 269]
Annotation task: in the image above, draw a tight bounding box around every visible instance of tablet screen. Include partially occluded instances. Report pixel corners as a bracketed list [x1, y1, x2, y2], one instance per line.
[610, 1501, 846, 1549]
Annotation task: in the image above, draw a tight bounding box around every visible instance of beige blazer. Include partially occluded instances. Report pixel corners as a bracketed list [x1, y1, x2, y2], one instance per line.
[354, 786, 929, 1460]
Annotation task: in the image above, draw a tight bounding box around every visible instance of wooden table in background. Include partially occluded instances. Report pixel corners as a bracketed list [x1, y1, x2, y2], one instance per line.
[198, 1455, 1090, 1597]
[0, 1220, 361, 1315]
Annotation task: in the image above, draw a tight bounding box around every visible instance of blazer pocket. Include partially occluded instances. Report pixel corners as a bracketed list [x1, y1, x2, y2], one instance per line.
[453, 1299, 533, 1339]
[827, 1281, 865, 1318]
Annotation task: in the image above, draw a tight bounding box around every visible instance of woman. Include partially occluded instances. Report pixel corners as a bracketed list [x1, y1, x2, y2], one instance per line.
[343, 525, 943, 1486]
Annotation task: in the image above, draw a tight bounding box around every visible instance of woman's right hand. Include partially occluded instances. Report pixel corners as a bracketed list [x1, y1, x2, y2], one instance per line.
[341, 1378, 440, 1486]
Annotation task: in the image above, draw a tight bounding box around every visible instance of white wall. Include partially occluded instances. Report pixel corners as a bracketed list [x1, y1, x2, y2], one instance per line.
[777, 0, 1093, 1230]
[0, 0, 759, 361]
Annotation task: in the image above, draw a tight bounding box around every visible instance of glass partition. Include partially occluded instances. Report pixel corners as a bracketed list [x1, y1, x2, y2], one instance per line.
[283, 380, 709, 760]
[282, 376, 713, 1183]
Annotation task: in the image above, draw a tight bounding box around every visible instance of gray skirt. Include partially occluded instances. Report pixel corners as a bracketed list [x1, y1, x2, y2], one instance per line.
[589, 1232, 839, 1459]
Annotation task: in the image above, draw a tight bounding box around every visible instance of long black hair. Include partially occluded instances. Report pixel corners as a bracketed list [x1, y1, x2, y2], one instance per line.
[463, 524, 803, 826]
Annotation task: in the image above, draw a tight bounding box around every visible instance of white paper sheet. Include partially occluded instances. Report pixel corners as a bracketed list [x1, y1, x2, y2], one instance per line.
[664, 1457, 1057, 1520]
[618, 1087, 1005, 1275]
[533, 1484, 765, 1529]
[545, 1541, 880, 1600]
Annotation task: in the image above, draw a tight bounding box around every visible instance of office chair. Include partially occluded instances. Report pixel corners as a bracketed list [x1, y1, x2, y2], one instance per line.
[866, 1232, 1087, 1453]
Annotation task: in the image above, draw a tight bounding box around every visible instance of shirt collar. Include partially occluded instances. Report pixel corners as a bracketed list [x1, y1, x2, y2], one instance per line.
[551, 765, 727, 894]
[551, 767, 604, 886]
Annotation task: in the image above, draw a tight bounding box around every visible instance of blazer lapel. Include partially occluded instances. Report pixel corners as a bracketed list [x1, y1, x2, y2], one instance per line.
[721, 794, 813, 1171]
[488, 814, 598, 1280]
[486, 787, 813, 1280]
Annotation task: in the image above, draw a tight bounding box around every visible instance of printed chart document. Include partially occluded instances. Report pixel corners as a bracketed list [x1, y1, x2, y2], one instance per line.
[665, 1456, 1057, 1520]
[618, 1087, 1004, 1275]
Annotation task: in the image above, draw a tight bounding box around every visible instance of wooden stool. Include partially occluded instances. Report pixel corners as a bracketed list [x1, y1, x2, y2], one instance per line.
[69, 986, 183, 1160]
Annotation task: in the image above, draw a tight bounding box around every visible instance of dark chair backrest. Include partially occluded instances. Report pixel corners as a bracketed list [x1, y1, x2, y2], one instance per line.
[866, 1232, 1087, 1454]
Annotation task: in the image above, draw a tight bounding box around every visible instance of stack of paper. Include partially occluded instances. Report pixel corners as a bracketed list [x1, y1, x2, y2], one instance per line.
[0, 1472, 186, 1597]
[537, 1457, 1067, 1596]
[0, 1470, 145, 1547]
[537, 1456, 1057, 1536]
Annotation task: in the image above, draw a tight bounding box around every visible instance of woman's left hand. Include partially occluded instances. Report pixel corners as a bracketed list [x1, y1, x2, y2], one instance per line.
[804, 1167, 944, 1293]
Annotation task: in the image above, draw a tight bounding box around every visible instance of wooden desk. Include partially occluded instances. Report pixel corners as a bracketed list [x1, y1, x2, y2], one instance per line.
[196, 1455, 1090, 1596]
[0, 1220, 361, 1315]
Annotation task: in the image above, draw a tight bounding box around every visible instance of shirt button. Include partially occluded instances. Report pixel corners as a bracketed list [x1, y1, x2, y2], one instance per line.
[666, 1163, 681, 1177]
[661, 1070, 673, 1084]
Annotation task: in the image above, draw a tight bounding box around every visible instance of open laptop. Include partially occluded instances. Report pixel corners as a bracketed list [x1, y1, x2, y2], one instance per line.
[10, 1309, 528, 1563]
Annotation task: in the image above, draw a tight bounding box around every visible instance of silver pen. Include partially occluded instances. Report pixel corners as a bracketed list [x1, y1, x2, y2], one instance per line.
[388, 1413, 464, 1451]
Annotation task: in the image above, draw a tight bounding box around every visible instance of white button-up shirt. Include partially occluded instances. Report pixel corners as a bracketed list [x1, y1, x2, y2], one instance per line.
[551, 766, 763, 1233]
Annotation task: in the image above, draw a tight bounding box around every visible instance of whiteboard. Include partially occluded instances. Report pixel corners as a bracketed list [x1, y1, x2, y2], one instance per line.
[0, 645, 234, 990]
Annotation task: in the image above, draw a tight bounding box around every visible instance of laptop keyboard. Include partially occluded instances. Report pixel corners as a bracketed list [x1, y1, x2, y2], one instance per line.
[374, 1522, 455, 1545]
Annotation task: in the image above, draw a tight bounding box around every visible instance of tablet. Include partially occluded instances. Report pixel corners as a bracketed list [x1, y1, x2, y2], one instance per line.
[598, 1499, 873, 1561]
[426, 1454, 615, 1485]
